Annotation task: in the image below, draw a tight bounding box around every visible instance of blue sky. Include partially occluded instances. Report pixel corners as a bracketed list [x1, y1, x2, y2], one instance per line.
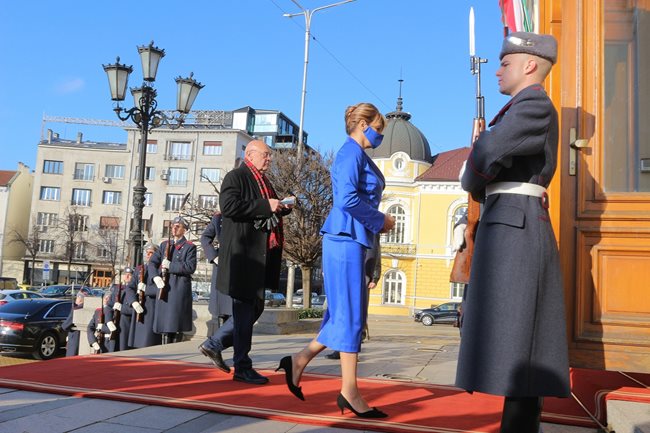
[0, 0, 509, 171]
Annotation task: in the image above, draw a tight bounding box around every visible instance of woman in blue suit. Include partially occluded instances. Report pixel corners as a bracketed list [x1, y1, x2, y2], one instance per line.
[277, 102, 395, 418]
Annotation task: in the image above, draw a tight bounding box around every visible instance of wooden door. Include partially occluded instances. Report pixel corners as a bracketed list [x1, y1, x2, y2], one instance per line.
[554, 0, 650, 372]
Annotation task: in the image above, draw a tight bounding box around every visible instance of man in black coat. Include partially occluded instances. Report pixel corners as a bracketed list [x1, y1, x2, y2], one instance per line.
[198, 212, 233, 373]
[455, 32, 569, 433]
[150, 216, 197, 344]
[217, 140, 293, 385]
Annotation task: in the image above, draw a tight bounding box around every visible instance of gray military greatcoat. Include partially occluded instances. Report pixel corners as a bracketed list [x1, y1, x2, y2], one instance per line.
[149, 236, 197, 334]
[455, 84, 570, 398]
[128, 265, 162, 348]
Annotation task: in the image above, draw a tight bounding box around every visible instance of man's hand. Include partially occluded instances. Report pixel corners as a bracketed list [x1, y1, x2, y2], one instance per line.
[452, 223, 467, 252]
[92, 342, 100, 352]
[368, 282, 377, 289]
[212, 257, 219, 265]
[153, 276, 165, 289]
[113, 302, 122, 312]
[380, 214, 396, 233]
[137, 282, 146, 293]
[131, 301, 144, 314]
[269, 198, 281, 212]
[162, 258, 171, 269]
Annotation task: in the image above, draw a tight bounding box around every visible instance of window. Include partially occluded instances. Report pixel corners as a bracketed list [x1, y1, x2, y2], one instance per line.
[168, 168, 188, 186]
[382, 270, 405, 305]
[71, 215, 89, 232]
[37, 212, 57, 228]
[47, 302, 71, 319]
[146, 140, 157, 154]
[200, 168, 220, 183]
[71, 188, 92, 206]
[393, 157, 405, 171]
[253, 113, 278, 133]
[39, 239, 55, 254]
[134, 166, 156, 181]
[40, 187, 60, 201]
[104, 164, 125, 179]
[73, 242, 86, 259]
[43, 160, 63, 174]
[199, 195, 218, 208]
[450, 282, 465, 299]
[203, 141, 223, 155]
[99, 216, 120, 230]
[144, 192, 153, 207]
[129, 218, 152, 234]
[102, 191, 122, 205]
[98, 247, 110, 258]
[168, 141, 192, 160]
[162, 219, 172, 238]
[385, 205, 406, 243]
[73, 163, 94, 181]
[165, 194, 185, 211]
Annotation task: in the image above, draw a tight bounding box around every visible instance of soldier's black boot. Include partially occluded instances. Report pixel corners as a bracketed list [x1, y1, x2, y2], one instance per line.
[500, 396, 542, 433]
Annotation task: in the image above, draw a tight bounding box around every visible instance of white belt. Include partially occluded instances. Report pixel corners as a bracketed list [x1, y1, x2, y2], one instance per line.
[486, 181, 546, 198]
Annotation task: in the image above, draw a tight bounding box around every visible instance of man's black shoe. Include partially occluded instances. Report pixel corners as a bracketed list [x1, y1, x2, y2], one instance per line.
[325, 351, 340, 360]
[233, 368, 269, 385]
[199, 344, 230, 373]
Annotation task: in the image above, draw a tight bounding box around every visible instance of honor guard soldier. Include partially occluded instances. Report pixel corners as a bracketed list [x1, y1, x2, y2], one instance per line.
[128, 242, 162, 348]
[62, 292, 84, 356]
[112, 267, 138, 351]
[455, 32, 570, 433]
[87, 291, 115, 353]
[150, 216, 197, 344]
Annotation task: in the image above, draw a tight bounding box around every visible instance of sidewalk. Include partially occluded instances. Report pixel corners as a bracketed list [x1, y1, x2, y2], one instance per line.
[0, 315, 597, 433]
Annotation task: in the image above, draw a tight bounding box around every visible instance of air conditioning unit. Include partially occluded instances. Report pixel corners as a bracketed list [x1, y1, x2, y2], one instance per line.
[160, 170, 169, 181]
[102, 177, 112, 183]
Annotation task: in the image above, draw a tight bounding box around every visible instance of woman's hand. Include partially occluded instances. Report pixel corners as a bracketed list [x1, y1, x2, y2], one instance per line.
[380, 214, 396, 233]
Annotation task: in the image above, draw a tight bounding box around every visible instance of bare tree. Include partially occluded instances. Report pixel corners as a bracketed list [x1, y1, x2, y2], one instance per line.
[55, 207, 90, 284]
[8, 217, 43, 285]
[89, 215, 124, 283]
[266, 149, 333, 308]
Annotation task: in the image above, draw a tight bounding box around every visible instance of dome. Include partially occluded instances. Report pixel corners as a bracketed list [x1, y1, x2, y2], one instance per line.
[366, 96, 432, 163]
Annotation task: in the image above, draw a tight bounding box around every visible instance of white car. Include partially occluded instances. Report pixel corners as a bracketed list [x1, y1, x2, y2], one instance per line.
[0, 289, 44, 306]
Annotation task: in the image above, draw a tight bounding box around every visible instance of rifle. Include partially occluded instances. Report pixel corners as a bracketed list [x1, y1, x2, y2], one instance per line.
[136, 264, 145, 323]
[450, 7, 487, 285]
[110, 271, 122, 341]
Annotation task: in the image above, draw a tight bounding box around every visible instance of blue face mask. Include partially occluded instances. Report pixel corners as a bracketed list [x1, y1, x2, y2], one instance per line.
[363, 126, 384, 149]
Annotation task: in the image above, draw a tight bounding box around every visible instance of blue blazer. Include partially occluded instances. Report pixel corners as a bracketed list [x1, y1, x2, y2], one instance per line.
[321, 137, 385, 248]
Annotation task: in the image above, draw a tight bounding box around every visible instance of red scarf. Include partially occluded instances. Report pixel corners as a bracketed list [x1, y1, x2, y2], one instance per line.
[244, 159, 283, 249]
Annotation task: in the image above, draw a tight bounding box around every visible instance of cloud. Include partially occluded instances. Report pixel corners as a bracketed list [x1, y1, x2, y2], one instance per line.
[54, 78, 85, 95]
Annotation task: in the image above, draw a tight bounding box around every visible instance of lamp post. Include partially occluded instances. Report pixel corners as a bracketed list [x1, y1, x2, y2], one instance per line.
[103, 41, 204, 269]
[283, 0, 355, 161]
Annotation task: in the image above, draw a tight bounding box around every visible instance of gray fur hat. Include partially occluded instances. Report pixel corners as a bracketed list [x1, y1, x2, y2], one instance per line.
[172, 216, 189, 229]
[499, 32, 558, 64]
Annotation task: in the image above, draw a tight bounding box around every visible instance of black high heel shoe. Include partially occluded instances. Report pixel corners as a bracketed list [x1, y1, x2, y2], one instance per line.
[336, 393, 388, 418]
[275, 356, 305, 401]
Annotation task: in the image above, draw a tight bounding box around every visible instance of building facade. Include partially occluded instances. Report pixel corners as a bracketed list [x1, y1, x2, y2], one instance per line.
[0, 163, 34, 280]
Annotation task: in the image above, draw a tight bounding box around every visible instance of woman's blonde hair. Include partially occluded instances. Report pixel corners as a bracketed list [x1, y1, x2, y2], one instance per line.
[344, 102, 385, 135]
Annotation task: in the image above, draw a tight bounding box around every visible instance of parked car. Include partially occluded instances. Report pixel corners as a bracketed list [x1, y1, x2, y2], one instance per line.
[311, 295, 327, 309]
[264, 292, 286, 307]
[0, 298, 72, 360]
[0, 290, 44, 306]
[292, 289, 318, 307]
[38, 285, 72, 298]
[413, 302, 461, 326]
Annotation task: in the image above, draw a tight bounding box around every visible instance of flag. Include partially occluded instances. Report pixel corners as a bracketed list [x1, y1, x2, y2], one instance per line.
[499, 0, 536, 35]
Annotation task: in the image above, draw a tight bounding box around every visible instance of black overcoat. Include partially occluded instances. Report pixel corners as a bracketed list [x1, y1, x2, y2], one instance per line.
[455, 84, 570, 398]
[200, 214, 232, 317]
[216, 164, 290, 300]
[149, 236, 197, 333]
[127, 265, 162, 348]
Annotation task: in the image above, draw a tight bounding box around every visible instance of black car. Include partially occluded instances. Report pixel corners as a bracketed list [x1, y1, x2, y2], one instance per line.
[413, 302, 461, 326]
[0, 299, 72, 359]
[39, 285, 91, 298]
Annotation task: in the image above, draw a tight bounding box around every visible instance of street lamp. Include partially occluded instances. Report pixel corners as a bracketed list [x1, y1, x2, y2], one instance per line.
[103, 41, 204, 269]
[283, 0, 355, 160]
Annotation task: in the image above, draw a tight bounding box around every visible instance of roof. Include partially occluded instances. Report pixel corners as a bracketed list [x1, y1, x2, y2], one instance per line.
[0, 170, 17, 186]
[416, 147, 470, 182]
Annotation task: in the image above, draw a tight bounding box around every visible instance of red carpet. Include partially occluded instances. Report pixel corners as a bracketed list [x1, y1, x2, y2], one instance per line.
[0, 356, 648, 433]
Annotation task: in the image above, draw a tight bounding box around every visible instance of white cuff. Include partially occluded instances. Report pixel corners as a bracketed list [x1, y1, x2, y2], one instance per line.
[92, 342, 100, 351]
[113, 302, 122, 311]
[131, 301, 144, 314]
[106, 321, 117, 332]
[153, 276, 165, 289]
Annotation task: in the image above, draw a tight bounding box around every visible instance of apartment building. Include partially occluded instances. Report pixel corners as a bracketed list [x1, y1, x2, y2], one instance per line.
[27, 108, 306, 286]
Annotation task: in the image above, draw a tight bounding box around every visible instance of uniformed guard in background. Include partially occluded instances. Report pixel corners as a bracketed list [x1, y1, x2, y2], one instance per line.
[150, 216, 197, 344]
[128, 242, 162, 348]
[62, 292, 84, 356]
[198, 212, 233, 373]
[112, 266, 137, 351]
[87, 291, 115, 353]
[455, 32, 570, 433]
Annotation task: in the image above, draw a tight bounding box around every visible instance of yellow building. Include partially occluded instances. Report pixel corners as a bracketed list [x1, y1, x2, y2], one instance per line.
[366, 98, 469, 317]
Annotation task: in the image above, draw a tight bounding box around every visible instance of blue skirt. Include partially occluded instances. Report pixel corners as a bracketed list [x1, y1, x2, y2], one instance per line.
[317, 233, 367, 353]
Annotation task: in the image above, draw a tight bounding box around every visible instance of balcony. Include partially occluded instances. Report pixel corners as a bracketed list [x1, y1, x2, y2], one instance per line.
[381, 243, 416, 256]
